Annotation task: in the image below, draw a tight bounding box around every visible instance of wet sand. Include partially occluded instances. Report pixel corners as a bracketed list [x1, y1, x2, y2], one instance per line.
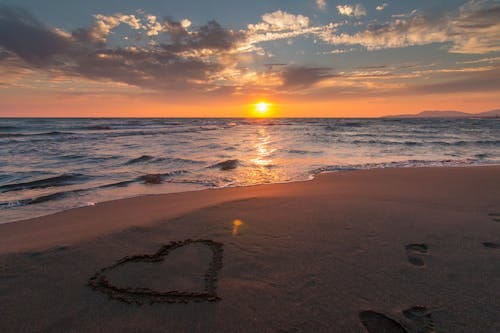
[0, 166, 499, 332]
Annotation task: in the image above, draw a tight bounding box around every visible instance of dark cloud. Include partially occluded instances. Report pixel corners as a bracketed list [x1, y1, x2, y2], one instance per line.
[193, 21, 246, 50]
[411, 67, 500, 94]
[161, 20, 245, 53]
[0, 6, 70, 66]
[71, 28, 105, 47]
[0, 5, 245, 92]
[455, 3, 500, 29]
[281, 66, 334, 89]
[0, 49, 12, 61]
[70, 48, 222, 91]
[355, 65, 387, 70]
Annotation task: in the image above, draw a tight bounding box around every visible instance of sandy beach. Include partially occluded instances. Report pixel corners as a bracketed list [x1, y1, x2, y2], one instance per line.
[0, 166, 499, 332]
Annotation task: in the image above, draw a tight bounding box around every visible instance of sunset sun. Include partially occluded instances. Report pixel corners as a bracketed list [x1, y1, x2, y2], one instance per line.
[255, 102, 271, 116]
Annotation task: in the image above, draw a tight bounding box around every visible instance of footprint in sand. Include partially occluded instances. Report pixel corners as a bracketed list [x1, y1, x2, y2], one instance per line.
[359, 311, 408, 333]
[402, 306, 435, 333]
[405, 243, 428, 267]
[359, 307, 435, 333]
[482, 242, 500, 249]
[488, 212, 500, 222]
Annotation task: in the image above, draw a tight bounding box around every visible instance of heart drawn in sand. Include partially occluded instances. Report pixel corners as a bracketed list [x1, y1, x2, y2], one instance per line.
[88, 239, 223, 305]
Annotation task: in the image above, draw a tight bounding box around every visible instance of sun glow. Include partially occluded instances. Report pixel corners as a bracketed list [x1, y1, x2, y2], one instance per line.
[254, 101, 272, 117]
[256, 102, 270, 113]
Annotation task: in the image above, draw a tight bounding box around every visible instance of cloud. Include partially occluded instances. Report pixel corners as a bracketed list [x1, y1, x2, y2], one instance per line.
[0, 6, 71, 66]
[321, 15, 448, 50]
[376, 3, 388, 11]
[89, 13, 144, 42]
[322, 0, 500, 54]
[161, 20, 245, 55]
[2, 2, 498, 102]
[337, 4, 366, 17]
[72, 13, 195, 42]
[243, 10, 337, 55]
[180, 19, 192, 29]
[280, 66, 335, 89]
[0, 49, 10, 61]
[449, 0, 500, 53]
[410, 67, 500, 94]
[144, 15, 162, 36]
[316, 0, 327, 11]
[248, 10, 309, 32]
[0, 6, 248, 93]
[245, 10, 338, 48]
[337, 5, 353, 16]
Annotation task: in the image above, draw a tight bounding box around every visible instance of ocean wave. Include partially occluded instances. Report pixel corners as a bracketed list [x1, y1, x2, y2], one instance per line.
[124, 155, 204, 166]
[60, 154, 87, 160]
[288, 149, 323, 155]
[95, 170, 190, 189]
[31, 131, 75, 136]
[97, 180, 137, 189]
[0, 133, 27, 138]
[474, 153, 490, 159]
[200, 143, 222, 149]
[160, 157, 206, 165]
[138, 170, 189, 184]
[125, 155, 155, 165]
[1, 127, 224, 143]
[430, 140, 500, 146]
[0, 174, 90, 193]
[0, 125, 19, 131]
[347, 139, 500, 146]
[325, 122, 365, 130]
[102, 127, 224, 138]
[312, 158, 481, 175]
[0, 188, 86, 209]
[83, 125, 112, 130]
[351, 139, 424, 146]
[0, 170, 191, 209]
[209, 159, 239, 171]
[0, 131, 76, 139]
[165, 178, 219, 187]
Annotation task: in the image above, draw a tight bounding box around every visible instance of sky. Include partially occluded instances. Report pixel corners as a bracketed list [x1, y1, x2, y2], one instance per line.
[0, 0, 499, 117]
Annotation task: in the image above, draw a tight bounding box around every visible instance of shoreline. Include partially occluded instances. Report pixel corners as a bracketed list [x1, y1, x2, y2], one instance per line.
[0, 165, 500, 255]
[1, 165, 499, 254]
[0, 165, 499, 332]
[2, 163, 498, 228]
[2, 162, 498, 227]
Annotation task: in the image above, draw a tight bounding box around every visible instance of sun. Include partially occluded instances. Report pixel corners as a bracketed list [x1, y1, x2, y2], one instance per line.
[255, 102, 270, 114]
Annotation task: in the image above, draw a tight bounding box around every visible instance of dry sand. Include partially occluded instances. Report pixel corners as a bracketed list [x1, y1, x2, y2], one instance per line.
[0, 166, 499, 332]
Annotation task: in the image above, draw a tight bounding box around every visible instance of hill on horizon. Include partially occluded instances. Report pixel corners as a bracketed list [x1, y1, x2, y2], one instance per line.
[384, 109, 500, 118]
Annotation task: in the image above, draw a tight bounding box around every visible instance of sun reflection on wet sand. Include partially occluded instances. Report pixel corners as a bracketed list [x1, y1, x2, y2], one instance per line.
[232, 219, 243, 236]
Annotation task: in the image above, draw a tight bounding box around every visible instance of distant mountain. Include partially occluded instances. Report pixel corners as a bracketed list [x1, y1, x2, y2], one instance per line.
[478, 109, 500, 117]
[384, 109, 500, 118]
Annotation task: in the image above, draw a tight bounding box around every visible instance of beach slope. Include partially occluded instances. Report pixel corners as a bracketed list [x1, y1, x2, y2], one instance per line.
[0, 166, 499, 332]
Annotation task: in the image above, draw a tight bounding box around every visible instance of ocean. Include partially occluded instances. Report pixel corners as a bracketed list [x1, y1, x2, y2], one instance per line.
[1, 117, 499, 224]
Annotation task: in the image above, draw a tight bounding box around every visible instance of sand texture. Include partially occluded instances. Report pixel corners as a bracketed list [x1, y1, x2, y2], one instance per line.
[0, 166, 499, 332]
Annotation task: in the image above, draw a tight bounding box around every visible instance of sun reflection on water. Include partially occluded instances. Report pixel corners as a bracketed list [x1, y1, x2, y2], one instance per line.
[243, 126, 287, 185]
[252, 127, 276, 167]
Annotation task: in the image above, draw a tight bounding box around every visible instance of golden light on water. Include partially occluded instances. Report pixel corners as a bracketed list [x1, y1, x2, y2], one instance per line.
[243, 126, 285, 184]
[252, 127, 275, 167]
